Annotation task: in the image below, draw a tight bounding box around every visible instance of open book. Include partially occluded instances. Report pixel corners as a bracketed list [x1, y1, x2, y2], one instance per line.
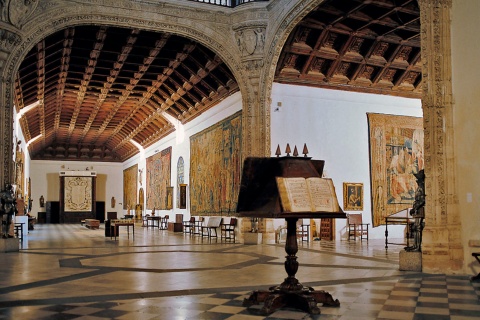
[276, 177, 341, 213]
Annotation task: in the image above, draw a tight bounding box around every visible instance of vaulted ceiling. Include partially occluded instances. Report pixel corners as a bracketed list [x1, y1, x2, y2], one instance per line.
[14, 0, 420, 163]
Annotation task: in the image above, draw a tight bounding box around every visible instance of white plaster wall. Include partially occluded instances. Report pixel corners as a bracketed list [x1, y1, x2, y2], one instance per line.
[270, 83, 422, 240]
[451, 0, 480, 275]
[29, 161, 124, 219]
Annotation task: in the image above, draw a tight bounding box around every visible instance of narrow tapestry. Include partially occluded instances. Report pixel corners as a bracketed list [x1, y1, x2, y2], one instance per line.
[123, 164, 138, 210]
[190, 111, 242, 215]
[146, 146, 172, 210]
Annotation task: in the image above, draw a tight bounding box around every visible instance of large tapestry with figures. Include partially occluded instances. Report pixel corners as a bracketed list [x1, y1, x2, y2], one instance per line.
[146, 146, 172, 210]
[190, 111, 242, 215]
[123, 164, 138, 210]
[367, 113, 424, 227]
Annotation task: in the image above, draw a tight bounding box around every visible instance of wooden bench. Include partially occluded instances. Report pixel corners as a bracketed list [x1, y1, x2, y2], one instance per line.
[85, 219, 100, 229]
[201, 217, 222, 238]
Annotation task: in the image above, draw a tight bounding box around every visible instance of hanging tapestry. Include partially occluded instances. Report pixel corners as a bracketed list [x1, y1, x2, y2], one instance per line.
[367, 113, 424, 227]
[146, 146, 172, 210]
[190, 111, 242, 215]
[176, 157, 185, 208]
[64, 176, 92, 212]
[123, 164, 138, 210]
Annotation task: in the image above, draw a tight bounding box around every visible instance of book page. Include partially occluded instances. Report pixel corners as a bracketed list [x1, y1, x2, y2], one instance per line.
[306, 177, 340, 212]
[276, 177, 313, 212]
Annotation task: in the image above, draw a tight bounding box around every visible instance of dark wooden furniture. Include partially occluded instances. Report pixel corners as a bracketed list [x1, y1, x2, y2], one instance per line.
[110, 219, 134, 240]
[385, 208, 412, 249]
[201, 217, 222, 238]
[221, 218, 237, 242]
[320, 218, 334, 240]
[95, 201, 105, 222]
[37, 212, 46, 224]
[168, 222, 183, 232]
[347, 214, 369, 241]
[146, 216, 161, 228]
[160, 215, 169, 230]
[472, 253, 480, 281]
[85, 219, 100, 229]
[183, 217, 195, 234]
[142, 214, 149, 227]
[104, 219, 119, 237]
[46, 201, 60, 223]
[193, 217, 204, 235]
[107, 212, 117, 220]
[237, 156, 346, 315]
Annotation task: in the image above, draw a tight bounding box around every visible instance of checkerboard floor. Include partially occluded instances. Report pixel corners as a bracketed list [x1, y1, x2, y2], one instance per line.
[0, 224, 479, 319]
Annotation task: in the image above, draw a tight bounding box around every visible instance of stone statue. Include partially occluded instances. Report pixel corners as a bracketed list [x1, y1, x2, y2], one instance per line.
[405, 170, 425, 252]
[0, 184, 17, 238]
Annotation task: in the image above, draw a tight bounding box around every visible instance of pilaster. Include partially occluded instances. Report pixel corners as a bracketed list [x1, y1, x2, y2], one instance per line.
[418, 0, 462, 273]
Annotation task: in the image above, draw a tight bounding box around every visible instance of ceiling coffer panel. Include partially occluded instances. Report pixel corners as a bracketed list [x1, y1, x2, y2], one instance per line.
[16, 25, 239, 162]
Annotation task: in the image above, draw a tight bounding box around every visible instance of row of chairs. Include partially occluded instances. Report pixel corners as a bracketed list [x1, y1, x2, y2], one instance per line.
[183, 216, 237, 242]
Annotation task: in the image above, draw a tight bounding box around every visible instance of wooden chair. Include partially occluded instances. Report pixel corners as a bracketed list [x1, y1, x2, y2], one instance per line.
[347, 213, 369, 241]
[221, 218, 237, 242]
[201, 217, 222, 238]
[142, 214, 150, 227]
[183, 216, 195, 234]
[193, 216, 204, 235]
[296, 219, 310, 242]
[160, 215, 169, 230]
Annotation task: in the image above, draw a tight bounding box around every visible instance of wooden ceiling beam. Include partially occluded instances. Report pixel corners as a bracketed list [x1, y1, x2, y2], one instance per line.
[107, 41, 195, 152]
[66, 27, 107, 142]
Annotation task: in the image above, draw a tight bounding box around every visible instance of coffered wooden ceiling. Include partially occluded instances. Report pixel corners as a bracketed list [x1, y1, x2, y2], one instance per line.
[15, 0, 420, 162]
[275, 0, 421, 98]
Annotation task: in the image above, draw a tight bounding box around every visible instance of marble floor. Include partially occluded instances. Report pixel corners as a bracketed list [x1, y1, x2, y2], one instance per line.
[0, 223, 479, 320]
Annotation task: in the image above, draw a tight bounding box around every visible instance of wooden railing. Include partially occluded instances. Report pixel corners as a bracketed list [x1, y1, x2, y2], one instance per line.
[188, 0, 268, 8]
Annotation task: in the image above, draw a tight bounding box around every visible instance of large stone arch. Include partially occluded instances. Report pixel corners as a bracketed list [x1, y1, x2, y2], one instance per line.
[259, 0, 325, 157]
[0, 0, 270, 186]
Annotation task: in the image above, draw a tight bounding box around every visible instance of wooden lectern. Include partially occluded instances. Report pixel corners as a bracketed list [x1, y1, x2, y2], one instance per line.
[236, 156, 346, 315]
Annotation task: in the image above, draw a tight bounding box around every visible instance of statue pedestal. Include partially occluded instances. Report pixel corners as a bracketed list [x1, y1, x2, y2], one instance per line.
[399, 250, 422, 271]
[0, 238, 20, 252]
[244, 232, 262, 244]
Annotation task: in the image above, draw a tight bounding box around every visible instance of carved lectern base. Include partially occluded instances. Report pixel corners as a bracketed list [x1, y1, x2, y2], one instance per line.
[242, 217, 340, 315]
[243, 285, 339, 315]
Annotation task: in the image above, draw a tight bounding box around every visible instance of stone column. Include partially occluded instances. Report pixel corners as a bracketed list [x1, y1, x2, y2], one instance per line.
[0, 37, 17, 188]
[233, 23, 270, 159]
[233, 21, 274, 242]
[418, 0, 463, 272]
